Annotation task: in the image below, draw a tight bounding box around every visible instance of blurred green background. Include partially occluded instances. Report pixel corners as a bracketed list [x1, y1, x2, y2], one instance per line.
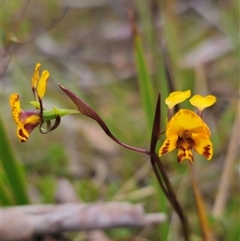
[1, 0, 239, 240]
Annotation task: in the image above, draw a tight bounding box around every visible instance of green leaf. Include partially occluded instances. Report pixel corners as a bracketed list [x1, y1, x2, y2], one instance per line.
[133, 35, 155, 130]
[0, 118, 30, 205]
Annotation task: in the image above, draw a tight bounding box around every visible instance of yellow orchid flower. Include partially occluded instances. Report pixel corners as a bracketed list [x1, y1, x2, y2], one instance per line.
[9, 63, 79, 142]
[159, 109, 213, 163]
[9, 63, 49, 142]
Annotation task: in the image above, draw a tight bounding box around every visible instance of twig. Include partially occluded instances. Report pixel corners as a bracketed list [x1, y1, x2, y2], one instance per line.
[1, 202, 166, 241]
[56, 178, 110, 241]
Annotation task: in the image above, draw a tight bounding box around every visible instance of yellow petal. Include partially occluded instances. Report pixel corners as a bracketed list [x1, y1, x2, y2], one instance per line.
[32, 63, 41, 89]
[165, 90, 191, 109]
[177, 146, 194, 163]
[166, 109, 211, 138]
[159, 135, 178, 156]
[37, 70, 49, 99]
[192, 134, 213, 160]
[9, 93, 21, 124]
[189, 95, 216, 111]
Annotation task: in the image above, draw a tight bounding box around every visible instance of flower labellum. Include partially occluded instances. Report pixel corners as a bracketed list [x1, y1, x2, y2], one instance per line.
[159, 109, 213, 163]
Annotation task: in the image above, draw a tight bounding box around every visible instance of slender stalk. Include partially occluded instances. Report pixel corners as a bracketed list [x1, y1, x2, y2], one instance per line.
[155, 157, 189, 241]
[188, 162, 214, 241]
[149, 94, 189, 241]
[150, 158, 169, 198]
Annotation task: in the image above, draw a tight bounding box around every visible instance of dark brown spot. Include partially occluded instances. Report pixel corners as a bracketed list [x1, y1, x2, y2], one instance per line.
[160, 140, 170, 155]
[161, 146, 169, 154]
[177, 153, 184, 163]
[176, 138, 183, 148]
[187, 137, 195, 147]
[18, 129, 28, 142]
[188, 153, 194, 162]
[203, 145, 211, 158]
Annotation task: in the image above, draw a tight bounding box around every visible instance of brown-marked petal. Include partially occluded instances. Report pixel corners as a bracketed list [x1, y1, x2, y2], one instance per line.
[192, 135, 213, 160]
[159, 136, 178, 156]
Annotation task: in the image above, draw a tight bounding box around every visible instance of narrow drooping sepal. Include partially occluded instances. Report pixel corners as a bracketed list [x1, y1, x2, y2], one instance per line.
[58, 84, 110, 133]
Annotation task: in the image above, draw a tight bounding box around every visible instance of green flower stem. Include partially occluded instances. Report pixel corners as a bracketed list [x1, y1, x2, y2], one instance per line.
[43, 108, 79, 121]
[0, 118, 30, 204]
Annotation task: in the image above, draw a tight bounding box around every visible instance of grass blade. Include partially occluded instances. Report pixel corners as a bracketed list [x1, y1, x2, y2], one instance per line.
[0, 118, 30, 205]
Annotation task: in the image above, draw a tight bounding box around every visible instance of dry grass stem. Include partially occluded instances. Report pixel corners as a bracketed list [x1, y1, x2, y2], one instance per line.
[212, 101, 240, 218]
